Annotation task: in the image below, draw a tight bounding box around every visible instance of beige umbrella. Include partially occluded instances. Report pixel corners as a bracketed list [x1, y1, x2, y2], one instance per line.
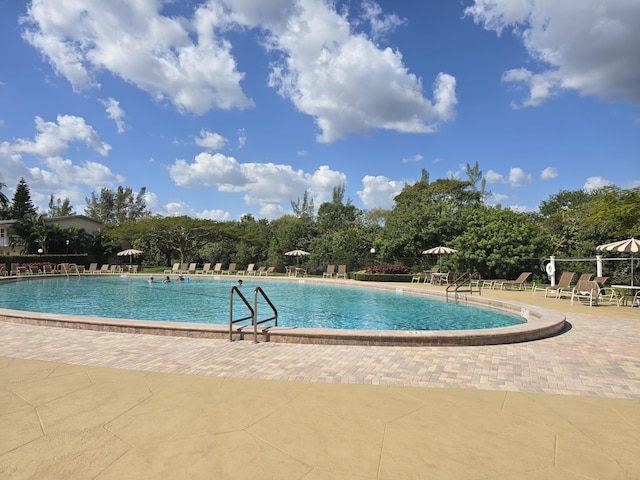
[596, 238, 640, 285]
[285, 249, 309, 267]
[117, 248, 143, 266]
[422, 246, 458, 271]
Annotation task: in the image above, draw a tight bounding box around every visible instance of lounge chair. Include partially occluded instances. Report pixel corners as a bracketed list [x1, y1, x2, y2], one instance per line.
[335, 264, 347, 279]
[211, 262, 223, 274]
[255, 266, 266, 275]
[224, 263, 237, 275]
[43, 264, 54, 274]
[99, 264, 110, 273]
[10, 263, 19, 276]
[197, 263, 211, 275]
[557, 273, 593, 299]
[87, 263, 98, 274]
[240, 263, 255, 275]
[323, 265, 335, 278]
[180, 263, 189, 273]
[259, 266, 275, 276]
[494, 272, 531, 290]
[571, 280, 600, 307]
[30, 265, 41, 275]
[186, 263, 197, 275]
[164, 263, 180, 274]
[0, 265, 7, 276]
[532, 271, 574, 297]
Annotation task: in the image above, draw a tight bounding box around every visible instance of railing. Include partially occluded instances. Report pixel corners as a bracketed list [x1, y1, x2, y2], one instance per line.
[229, 286, 254, 342]
[229, 286, 278, 343]
[446, 272, 481, 300]
[252, 286, 278, 343]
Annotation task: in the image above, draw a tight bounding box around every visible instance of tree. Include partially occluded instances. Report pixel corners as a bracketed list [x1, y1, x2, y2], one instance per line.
[316, 185, 360, 233]
[10, 178, 37, 219]
[379, 175, 483, 263]
[291, 189, 315, 219]
[453, 206, 552, 281]
[85, 186, 149, 223]
[48, 194, 75, 217]
[0, 175, 9, 207]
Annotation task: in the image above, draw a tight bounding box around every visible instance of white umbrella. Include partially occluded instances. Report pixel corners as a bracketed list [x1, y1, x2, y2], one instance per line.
[596, 238, 640, 285]
[285, 249, 309, 267]
[422, 246, 458, 271]
[117, 248, 144, 266]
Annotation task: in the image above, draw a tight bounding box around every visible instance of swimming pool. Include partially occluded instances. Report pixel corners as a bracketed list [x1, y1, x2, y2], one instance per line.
[0, 276, 524, 331]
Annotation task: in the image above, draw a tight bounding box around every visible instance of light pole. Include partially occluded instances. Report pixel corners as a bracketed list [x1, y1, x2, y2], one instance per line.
[65, 239, 69, 255]
[370, 248, 376, 270]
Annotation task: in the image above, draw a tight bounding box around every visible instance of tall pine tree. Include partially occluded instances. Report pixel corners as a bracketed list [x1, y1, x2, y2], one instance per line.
[10, 178, 37, 219]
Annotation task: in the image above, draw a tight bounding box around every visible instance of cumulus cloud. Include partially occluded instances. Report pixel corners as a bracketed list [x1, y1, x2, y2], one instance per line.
[357, 175, 410, 210]
[540, 167, 558, 181]
[508, 167, 533, 187]
[21, 0, 254, 115]
[484, 169, 505, 184]
[13, 115, 110, 157]
[100, 97, 127, 133]
[465, 0, 640, 107]
[249, 0, 457, 142]
[168, 152, 346, 215]
[584, 176, 612, 192]
[195, 130, 228, 151]
[484, 168, 532, 187]
[0, 114, 119, 212]
[197, 209, 230, 221]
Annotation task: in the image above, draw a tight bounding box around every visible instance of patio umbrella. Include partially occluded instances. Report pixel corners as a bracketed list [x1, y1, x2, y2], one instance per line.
[422, 246, 458, 271]
[596, 238, 640, 285]
[285, 249, 309, 267]
[116, 248, 143, 266]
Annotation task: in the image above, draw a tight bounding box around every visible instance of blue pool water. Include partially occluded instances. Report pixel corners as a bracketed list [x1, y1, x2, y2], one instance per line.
[0, 276, 525, 331]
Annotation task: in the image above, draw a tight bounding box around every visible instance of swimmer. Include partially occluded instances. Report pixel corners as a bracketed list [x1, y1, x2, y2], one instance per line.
[237, 279, 243, 287]
[163, 276, 171, 283]
[177, 274, 185, 282]
[147, 275, 154, 283]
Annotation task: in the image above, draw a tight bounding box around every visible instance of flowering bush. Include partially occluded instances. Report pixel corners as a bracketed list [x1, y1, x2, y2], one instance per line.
[365, 265, 411, 274]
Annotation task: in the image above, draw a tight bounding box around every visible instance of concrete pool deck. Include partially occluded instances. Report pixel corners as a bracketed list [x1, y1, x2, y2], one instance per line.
[1, 281, 639, 478]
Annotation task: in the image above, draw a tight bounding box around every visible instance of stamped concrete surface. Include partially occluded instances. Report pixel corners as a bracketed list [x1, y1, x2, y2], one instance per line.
[1, 286, 639, 479]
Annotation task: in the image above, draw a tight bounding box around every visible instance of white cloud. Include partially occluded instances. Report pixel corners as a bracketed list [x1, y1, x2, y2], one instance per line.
[258, 0, 457, 142]
[584, 176, 612, 192]
[195, 130, 228, 151]
[163, 201, 192, 217]
[466, 0, 640, 107]
[401, 154, 423, 164]
[13, 115, 111, 157]
[484, 169, 505, 184]
[22, 0, 254, 115]
[168, 153, 346, 215]
[508, 167, 533, 187]
[484, 167, 532, 187]
[540, 167, 558, 181]
[359, 0, 405, 40]
[196, 209, 230, 221]
[0, 115, 118, 212]
[100, 97, 127, 133]
[491, 192, 509, 203]
[357, 175, 410, 209]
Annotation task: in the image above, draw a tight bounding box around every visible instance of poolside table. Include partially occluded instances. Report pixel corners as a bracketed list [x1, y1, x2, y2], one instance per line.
[611, 285, 640, 307]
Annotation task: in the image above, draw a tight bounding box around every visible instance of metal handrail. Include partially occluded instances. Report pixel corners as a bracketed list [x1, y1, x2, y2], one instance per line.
[253, 287, 278, 344]
[446, 272, 481, 298]
[229, 286, 254, 342]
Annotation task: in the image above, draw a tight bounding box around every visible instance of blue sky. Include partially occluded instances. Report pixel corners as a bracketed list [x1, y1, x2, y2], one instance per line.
[1, 0, 638, 221]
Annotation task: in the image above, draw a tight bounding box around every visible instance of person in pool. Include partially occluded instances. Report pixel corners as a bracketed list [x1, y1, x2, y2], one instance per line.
[163, 276, 171, 283]
[147, 276, 154, 283]
[237, 279, 243, 287]
[177, 274, 185, 282]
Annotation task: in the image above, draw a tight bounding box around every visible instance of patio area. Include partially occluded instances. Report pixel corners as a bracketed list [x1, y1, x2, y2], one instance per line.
[1, 285, 639, 479]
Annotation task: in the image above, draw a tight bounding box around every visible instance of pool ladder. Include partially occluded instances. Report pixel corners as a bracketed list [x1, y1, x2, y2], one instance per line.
[229, 286, 278, 343]
[445, 272, 481, 302]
